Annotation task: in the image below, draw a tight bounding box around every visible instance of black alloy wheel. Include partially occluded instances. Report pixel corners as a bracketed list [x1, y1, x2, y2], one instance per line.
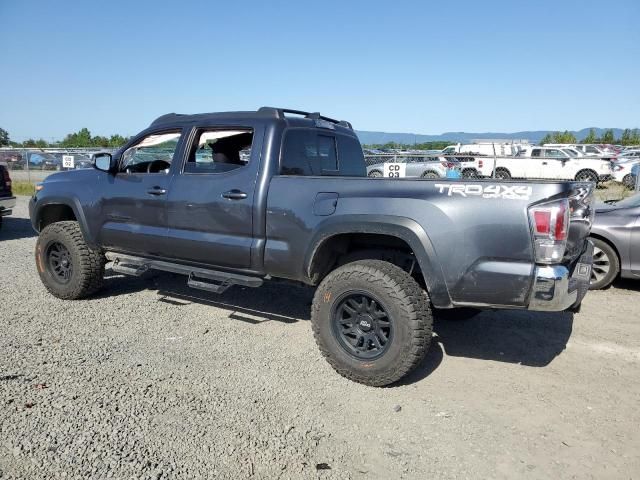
[332, 292, 393, 360]
[46, 241, 73, 284]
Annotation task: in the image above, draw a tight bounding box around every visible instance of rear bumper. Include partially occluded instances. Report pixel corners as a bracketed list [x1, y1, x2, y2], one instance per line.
[0, 195, 16, 216]
[528, 240, 594, 311]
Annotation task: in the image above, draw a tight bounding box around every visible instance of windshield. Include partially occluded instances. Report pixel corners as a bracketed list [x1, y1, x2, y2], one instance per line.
[563, 149, 578, 157]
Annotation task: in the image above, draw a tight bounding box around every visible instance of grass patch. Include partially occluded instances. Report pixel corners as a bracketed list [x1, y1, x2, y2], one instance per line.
[12, 181, 36, 196]
[594, 181, 634, 202]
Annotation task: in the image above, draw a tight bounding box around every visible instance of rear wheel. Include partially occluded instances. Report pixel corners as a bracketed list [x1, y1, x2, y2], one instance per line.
[494, 168, 511, 180]
[575, 169, 598, 184]
[589, 237, 619, 290]
[36, 221, 105, 299]
[312, 260, 433, 386]
[421, 171, 439, 179]
[622, 174, 635, 190]
[368, 170, 383, 178]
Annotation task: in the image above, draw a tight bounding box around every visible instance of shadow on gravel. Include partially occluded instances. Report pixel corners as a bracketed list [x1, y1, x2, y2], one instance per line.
[96, 270, 314, 323]
[97, 270, 574, 384]
[400, 310, 574, 385]
[611, 278, 640, 292]
[0, 217, 36, 241]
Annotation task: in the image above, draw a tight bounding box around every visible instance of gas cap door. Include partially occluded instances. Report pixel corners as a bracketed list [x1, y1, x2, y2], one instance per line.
[313, 192, 339, 216]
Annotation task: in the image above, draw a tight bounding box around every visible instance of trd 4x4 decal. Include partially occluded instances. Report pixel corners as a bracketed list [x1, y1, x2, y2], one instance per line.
[434, 183, 532, 200]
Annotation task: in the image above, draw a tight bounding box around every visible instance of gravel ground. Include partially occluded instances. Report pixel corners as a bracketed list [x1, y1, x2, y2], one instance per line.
[1, 196, 639, 479]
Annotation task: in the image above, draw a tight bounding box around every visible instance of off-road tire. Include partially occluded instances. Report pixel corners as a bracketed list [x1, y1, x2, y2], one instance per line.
[589, 237, 619, 290]
[311, 260, 433, 387]
[36, 221, 105, 299]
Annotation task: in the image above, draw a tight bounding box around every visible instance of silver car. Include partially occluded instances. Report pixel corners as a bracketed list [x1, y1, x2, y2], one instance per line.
[589, 192, 640, 289]
[366, 156, 450, 178]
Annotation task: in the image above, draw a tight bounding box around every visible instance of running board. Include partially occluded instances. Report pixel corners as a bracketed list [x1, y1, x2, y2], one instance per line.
[105, 252, 263, 294]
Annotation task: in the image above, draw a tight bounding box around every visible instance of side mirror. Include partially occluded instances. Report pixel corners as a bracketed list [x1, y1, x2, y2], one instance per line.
[94, 153, 116, 173]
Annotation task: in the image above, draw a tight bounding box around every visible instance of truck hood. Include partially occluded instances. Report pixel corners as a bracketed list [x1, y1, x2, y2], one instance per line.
[41, 168, 101, 185]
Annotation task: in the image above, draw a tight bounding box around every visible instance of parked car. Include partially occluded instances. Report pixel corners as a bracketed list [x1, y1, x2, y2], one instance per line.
[611, 158, 640, 187]
[623, 163, 639, 190]
[0, 164, 16, 230]
[29, 107, 595, 387]
[0, 150, 25, 169]
[589, 192, 640, 289]
[28, 152, 62, 170]
[366, 156, 449, 178]
[493, 146, 613, 184]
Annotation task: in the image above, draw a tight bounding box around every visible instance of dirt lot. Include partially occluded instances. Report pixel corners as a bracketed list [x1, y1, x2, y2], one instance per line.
[1, 196, 639, 479]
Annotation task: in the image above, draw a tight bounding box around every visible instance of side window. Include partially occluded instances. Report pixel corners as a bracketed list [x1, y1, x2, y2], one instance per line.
[281, 129, 337, 175]
[184, 129, 253, 174]
[121, 131, 181, 174]
[531, 149, 541, 157]
[336, 135, 366, 177]
[545, 149, 563, 158]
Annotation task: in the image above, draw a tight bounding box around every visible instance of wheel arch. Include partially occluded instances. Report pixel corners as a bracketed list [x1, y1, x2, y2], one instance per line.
[304, 215, 452, 307]
[589, 233, 622, 266]
[34, 198, 96, 248]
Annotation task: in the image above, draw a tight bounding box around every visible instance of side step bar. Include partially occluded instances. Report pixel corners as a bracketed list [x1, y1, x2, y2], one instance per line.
[105, 252, 263, 294]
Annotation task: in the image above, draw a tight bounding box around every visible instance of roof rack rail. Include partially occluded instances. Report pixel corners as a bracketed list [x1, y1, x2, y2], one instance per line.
[258, 107, 352, 129]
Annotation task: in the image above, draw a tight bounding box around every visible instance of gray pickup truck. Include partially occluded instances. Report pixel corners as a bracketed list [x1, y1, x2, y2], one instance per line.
[29, 107, 595, 386]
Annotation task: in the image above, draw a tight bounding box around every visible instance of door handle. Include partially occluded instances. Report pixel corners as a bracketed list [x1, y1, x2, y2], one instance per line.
[542, 162, 548, 165]
[222, 189, 248, 200]
[147, 187, 167, 196]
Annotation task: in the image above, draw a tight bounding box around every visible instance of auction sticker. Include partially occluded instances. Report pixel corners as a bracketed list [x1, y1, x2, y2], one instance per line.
[383, 162, 406, 178]
[62, 155, 75, 169]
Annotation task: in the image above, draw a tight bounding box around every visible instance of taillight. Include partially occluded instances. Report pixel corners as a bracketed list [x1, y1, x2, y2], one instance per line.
[478, 159, 484, 168]
[2, 168, 10, 191]
[528, 199, 569, 263]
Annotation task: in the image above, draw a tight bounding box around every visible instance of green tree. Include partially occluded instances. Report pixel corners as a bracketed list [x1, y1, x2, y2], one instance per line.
[581, 128, 598, 144]
[108, 134, 128, 147]
[60, 128, 93, 148]
[0, 127, 9, 146]
[539, 133, 553, 145]
[601, 129, 615, 144]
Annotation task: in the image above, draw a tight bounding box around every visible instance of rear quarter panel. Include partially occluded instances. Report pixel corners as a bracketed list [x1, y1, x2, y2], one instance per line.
[265, 177, 580, 308]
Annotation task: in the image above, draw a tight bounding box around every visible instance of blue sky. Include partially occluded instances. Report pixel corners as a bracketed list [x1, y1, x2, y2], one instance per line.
[1, 0, 638, 140]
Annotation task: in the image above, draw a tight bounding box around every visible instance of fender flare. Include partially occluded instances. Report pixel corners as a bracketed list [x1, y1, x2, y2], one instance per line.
[33, 196, 97, 248]
[304, 214, 452, 308]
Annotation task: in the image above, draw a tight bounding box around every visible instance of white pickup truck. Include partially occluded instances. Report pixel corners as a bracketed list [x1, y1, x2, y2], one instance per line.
[492, 146, 613, 184]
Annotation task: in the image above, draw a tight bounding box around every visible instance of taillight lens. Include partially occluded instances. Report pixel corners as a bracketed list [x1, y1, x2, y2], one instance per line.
[478, 159, 484, 168]
[529, 199, 569, 263]
[2, 168, 11, 191]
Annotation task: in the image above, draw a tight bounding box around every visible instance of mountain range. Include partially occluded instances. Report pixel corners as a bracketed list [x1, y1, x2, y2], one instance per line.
[355, 128, 627, 145]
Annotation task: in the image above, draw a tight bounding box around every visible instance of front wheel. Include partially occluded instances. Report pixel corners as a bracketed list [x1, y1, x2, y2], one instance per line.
[36, 221, 106, 299]
[368, 170, 383, 178]
[421, 171, 439, 179]
[589, 238, 619, 290]
[311, 260, 433, 386]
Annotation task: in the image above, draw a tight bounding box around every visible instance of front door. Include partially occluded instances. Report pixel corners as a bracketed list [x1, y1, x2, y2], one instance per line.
[99, 129, 185, 256]
[165, 126, 263, 269]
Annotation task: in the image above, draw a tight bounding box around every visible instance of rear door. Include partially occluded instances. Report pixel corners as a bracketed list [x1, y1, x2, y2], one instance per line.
[541, 148, 567, 179]
[164, 125, 265, 269]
